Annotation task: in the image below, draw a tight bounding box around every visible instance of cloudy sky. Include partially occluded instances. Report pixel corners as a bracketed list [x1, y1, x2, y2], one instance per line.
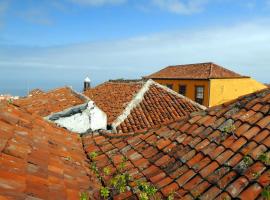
[0, 0, 270, 95]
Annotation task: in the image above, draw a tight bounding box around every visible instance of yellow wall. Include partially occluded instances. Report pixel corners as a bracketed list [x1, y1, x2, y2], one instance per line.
[152, 79, 210, 106]
[209, 78, 267, 107]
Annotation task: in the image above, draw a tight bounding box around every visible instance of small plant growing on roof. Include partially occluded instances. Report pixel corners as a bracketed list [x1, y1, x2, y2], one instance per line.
[167, 191, 175, 200]
[88, 151, 98, 160]
[100, 187, 110, 199]
[7, 99, 13, 104]
[222, 124, 236, 134]
[243, 156, 252, 166]
[235, 155, 253, 175]
[86, 152, 158, 199]
[79, 192, 89, 200]
[252, 172, 260, 179]
[137, 181, 158, 200]
[258, 152, 270, 165]
[262, 186, 270, 200]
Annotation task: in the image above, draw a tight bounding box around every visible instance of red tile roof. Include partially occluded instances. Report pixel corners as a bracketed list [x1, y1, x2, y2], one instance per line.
[83, 88, 270, 199]
[145, 62, 249, 79]
[116, 83, 203, 133]
[0, 102, 101, 199]
[14, 87, 87, 117]
[84, 81, 143, 124]
[84, 80, 204, 133]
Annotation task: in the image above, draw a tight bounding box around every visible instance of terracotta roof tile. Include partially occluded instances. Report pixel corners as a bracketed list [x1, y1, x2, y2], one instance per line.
[82, 88, 270, 199]
[84, 80, 203, 133]
[0, 102, 101, 199]
[84, 81, 143, 124]
[145, 62, 248, 79]
[14, 87, 86, 117]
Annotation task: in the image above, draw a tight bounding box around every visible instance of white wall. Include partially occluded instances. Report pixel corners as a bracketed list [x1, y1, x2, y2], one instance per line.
[53, 101, 107, 134]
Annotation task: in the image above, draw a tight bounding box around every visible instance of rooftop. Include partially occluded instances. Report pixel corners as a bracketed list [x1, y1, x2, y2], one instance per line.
[83, 87, 270, 199]
[84, 80, 204, 133]
[0, 101, 100, 199]
[0, 82, 269, 200]
[84, 80, 144, 124]
[145, 62, 249, 80]
[14, 87, 88, 117]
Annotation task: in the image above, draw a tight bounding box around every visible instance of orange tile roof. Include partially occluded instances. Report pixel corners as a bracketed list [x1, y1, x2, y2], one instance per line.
[145, 62, 249, 80]
[83, 88, 270, 199]
[84, 81, 143, 124]
[84, 80, 204, 133]
[116, 83, 203, 133]
[14, 87, 87, 117]
[0, 102, 101, 199]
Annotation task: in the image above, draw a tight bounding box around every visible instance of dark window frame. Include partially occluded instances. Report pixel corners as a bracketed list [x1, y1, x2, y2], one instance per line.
[179, 85, 186, 96]
[195, 85, 204, 105]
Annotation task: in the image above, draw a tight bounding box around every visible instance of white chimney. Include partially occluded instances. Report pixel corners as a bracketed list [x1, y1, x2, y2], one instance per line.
[84, 77, 91, 91]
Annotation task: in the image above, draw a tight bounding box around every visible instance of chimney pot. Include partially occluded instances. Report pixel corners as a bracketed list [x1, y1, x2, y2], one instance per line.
[84, 77, 91, 91]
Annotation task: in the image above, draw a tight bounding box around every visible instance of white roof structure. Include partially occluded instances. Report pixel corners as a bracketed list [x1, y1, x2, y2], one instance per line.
[84, 77, 91, 82]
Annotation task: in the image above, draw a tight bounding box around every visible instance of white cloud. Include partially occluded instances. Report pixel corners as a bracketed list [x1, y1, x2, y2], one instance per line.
[1, 19, 270, 84]
[68, 0, 127, 6]
[151, 0, 209, 14]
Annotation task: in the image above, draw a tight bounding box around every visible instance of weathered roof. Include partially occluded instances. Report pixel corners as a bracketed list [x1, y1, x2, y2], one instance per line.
[145, 62, 249, 80]
[83, 88, 270, 199]
[116, 82, 204, 133]
[84, 80, 204, 133]
[14, 87, 87, 117]
[0, 102, 100, 199]
[84, 80, 143, 124]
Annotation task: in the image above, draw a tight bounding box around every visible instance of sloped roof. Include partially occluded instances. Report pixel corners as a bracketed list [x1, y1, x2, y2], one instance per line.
[84, 80, 204, 133]
[84, 81, 143, 124]
[0, 102, 100, 199]
[116, 82, 204, 133]
[145, 62, 248, 80]
[83, 88, 270, 199]
[14, 87, 87, 117]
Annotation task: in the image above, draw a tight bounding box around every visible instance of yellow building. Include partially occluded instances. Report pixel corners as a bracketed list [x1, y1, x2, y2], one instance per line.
[144, 62, 266, 107]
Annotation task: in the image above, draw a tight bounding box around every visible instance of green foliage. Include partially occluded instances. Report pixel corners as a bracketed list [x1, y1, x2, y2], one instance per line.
[7, 99, 13, 104]
[100, 187, 110, 198]
[252, 172, 260, 179]
[262, 186, 270, 200]
[137, 181, 158, 200]
[167, 193, 174, 200]
[79, 192, 89, 200]
[110, 173, 130, 193]
[258, 152, 270, 165]
[222, 124, 236, 134]
[86, 152, 157, 200]
[90, 162, 99, 175]
[243, 156, 252, 166]
[103, 167, 111, 176]
[88, 151, 98, 160]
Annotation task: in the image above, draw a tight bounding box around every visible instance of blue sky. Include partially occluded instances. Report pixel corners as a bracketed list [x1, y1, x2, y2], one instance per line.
[1, 0, 270, 95]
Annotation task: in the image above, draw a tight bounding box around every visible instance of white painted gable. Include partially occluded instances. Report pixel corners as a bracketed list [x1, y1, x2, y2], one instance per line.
[48, 100, 107, 134]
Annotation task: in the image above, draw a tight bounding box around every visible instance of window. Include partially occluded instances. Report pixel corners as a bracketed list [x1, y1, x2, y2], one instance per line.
[166, 84, 173, 89]
[179, 85, 186, 96]
[195, 86, 204, 104]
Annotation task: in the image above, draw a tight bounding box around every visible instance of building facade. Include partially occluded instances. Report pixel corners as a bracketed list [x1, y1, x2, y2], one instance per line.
[144, 62, 266, 107]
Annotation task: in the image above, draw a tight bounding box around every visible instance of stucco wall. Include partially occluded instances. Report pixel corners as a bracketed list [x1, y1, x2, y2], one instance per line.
[51, 101, 107, 134]
[152, 79, 210, 106]
[209, 78, 267, 107]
